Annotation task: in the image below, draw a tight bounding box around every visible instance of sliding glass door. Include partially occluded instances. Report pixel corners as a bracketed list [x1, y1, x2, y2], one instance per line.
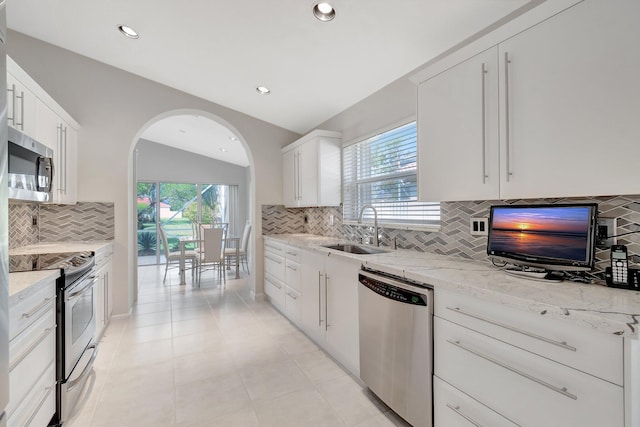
[136, 181, 238, 265]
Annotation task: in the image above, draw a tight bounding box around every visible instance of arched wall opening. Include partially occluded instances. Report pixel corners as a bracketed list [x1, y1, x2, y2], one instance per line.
[127, 109, 256, 302]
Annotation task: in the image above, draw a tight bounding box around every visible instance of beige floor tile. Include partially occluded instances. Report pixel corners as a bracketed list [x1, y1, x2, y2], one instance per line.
[240, 359, 313, 401]
[318, 374, 390, 426]
[128, 310, 173, 328]
[253, 388, 346, 427]
[120, 322, 173, 344]
[294, 350, 349, 384]
[211, 407, 260, 427]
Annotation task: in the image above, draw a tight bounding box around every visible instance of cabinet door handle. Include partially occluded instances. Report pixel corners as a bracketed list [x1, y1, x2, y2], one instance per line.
[325, 274, 330, 331]
[296, 151, 302, 201]
[445, 306, 576, 351]
[287, 264, 297, 271]
[504, 51, 513, 181]
[7, 84, 15, 124]
[16, 90, 25, 129]
[265, 255, 282, 264]
[445, 403, 483, 427]
[22, 297, 55, 319]
[62, 126, 68, 192]
[447, 339, 577, 400]
[9, 326, 55, 371]
[318, 271, 324, 326]
[481, 62, 488, 184]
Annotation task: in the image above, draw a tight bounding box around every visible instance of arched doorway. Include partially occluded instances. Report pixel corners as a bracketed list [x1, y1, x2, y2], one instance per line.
[128, 109, 255, 301]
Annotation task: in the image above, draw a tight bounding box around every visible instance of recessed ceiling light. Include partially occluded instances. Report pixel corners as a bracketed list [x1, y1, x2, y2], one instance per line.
[229, 136, 238, 142]
[219, 148, 228, 152]
[313, 2, 336, 21]
[256, 86, 271, 95]
[118, 25, 139, 39]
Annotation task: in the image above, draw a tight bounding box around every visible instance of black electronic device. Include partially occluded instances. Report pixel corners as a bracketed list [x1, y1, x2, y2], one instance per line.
[610, 245, 629, 285]
[487, 203, 598, 273]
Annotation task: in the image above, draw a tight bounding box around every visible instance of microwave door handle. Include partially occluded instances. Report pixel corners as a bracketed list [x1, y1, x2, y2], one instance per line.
[35, 156, 44, 191]
[47, 157, 54, 192]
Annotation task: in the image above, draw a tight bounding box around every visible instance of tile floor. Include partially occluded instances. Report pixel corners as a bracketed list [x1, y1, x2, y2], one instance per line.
[66, 265, 410, 427]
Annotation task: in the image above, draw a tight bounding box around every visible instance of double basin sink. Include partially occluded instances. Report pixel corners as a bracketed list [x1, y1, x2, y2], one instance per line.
[322, 243, 388, 255]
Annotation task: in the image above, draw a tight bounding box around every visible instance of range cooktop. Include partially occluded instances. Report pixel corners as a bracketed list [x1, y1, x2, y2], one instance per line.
[9, 251, 94, 274]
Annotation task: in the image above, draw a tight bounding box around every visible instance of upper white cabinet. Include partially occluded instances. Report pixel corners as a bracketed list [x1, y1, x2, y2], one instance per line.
[282, 130, 342, 208]
[418, 0, 640, 201]
[418, 47, 500, 202]
[7, 57, 80, 204]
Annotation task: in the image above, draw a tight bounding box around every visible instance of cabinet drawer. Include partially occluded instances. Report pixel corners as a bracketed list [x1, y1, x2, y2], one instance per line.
[285, 259, 301, 290]
[435, 317, 624, 427]
[264, 241, 285, 256]
[8, 362, 56, 427]
[434, 289, 623, 385]
[265, 273, 285, 310]
[264, 253, 285, 282]
[9, 282, 56, 341]
[284, 286, 301, 325]
[285, 246, 300, 262]
[434, 376, 518, 427]
[8, 314, 56, 419]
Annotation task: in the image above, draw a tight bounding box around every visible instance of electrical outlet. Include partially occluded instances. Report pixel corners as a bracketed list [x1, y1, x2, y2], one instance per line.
[596, 217, 616, 249]
[470, 218, 488, 236]
[32, 215, 38, 226]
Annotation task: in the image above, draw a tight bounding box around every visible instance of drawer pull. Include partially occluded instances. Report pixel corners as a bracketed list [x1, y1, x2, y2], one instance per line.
[10, 326, 56, 371]
[286, 290, 299, 300]
[287, 265, 298, 271]
[21, 297, 55, 320]
[447, 339, 577, 400]
[24, 383, 55, 427]
[265, 255, 283, 264]
[446, 306, 576, 352]
[266, 277, 282, 289]
[446, 403, 483, 427]
[266, 244, 283, 252]
[286, 251, 297, 256]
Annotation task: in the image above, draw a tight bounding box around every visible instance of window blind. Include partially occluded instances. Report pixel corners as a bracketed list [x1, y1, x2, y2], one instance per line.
[342, 121, 440, 226]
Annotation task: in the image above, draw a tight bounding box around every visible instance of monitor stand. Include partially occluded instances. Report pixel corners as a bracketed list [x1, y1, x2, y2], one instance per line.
[504, 268, 564, 282]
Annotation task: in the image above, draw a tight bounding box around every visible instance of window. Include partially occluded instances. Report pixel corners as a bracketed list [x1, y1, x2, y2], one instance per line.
[342, 121, 440, 227]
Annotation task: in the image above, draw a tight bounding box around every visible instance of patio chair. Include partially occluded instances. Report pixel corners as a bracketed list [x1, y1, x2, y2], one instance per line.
[158, 225, 198, 284]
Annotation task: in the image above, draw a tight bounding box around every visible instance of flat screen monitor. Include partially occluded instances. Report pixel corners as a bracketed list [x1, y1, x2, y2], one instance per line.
[487, 203, 598, 271]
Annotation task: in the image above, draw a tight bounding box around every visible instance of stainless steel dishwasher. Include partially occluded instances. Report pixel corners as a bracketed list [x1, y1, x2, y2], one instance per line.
[358, 268, 433, 427]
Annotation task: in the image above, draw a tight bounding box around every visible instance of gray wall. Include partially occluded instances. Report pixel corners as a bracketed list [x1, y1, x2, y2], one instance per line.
[7, 30, 300, 315]
[136, 139, 249, 228]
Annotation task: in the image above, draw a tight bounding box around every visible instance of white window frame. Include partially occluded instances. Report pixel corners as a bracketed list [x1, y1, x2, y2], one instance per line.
[342, 118, 440, 231]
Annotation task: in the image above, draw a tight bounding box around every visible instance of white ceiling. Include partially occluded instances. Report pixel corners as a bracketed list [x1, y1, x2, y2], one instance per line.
[7, 0, 532, 161]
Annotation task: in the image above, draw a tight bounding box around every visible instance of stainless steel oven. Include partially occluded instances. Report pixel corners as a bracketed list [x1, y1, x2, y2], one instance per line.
[63, 271, 96, 376]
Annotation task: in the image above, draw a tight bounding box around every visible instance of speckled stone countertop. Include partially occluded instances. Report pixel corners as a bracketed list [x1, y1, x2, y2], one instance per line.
[265, 234, 640, 338]
[8, 241, 114, 298]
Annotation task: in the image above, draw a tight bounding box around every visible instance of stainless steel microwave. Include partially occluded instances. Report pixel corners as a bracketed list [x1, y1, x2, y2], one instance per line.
[8, 127, 54, 202]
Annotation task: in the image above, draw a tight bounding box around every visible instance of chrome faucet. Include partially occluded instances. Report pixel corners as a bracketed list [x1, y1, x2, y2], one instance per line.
[358, 205, 379, 247]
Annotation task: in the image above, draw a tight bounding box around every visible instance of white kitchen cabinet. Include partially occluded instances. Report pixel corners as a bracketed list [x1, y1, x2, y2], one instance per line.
[94, 244, 114, 341]
[281, 130, 341, 208]
[299, 249, 360, 375]
[7, 72, 37, 138]
[433, 288, 626, 427]
[8, 279, 57, 427]
[418, 47, 500, 202]
[417, 0, 640, 201]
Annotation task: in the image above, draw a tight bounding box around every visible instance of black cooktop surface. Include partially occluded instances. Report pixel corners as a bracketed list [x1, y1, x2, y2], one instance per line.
[9, 251, 94, 274]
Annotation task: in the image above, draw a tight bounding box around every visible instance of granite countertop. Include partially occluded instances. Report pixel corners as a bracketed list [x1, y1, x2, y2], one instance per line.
[264, 234, 640, 338]
[8, 240, 114, 298]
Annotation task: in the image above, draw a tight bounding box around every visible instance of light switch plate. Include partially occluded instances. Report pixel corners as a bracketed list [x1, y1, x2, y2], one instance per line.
[596, 217, 616, 249]
[470, 218, 488, 236]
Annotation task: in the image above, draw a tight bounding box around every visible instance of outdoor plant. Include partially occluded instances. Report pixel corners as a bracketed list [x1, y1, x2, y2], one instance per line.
[137, 230, 157, 255]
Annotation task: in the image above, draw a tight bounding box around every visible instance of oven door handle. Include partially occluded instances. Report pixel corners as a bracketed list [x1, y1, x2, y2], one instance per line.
[67, 344, 98, 392]
[67, 275, 97, 300]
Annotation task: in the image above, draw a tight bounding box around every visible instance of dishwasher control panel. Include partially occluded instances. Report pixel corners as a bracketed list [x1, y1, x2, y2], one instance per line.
[359, 274, 427, 306]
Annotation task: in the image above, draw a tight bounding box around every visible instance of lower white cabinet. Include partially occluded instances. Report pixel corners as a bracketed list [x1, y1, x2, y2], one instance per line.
[94, 245, 114, 341]
[434, 288, 626, 427]
[299, 249, 360, 376]
[8, 278, 57, 427]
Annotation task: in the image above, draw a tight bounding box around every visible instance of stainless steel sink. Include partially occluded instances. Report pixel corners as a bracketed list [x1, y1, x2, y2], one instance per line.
[322, 244, 388, 255]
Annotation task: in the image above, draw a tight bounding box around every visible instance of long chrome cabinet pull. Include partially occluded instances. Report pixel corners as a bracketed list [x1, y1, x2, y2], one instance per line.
[446, 306, 576, 351]
[265, 277, 282, 289]
[504, 51, 512, 182]
[9, 326, 55, 371]
[318, 271, 324, 326]
[325, 274, 329, 331]
[446, 403, 483, 427]
[297, 151, 302, 201]
[481, 62, 488, 184]
[16, 90, 25, 129]
[447, 339, 577, 400]
[7, 84, 15, 124]
[62, 126, 68, 192]
[21, 297, 55, 319]
[265, 255, 283, 264]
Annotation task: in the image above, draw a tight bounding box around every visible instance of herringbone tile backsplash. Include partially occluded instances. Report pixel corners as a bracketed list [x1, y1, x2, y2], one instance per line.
[262, 195, 640, 271]
[9, 201, 115, 248]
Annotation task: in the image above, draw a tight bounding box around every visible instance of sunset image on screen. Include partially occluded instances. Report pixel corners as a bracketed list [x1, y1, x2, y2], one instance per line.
[489, 206, 592, 262]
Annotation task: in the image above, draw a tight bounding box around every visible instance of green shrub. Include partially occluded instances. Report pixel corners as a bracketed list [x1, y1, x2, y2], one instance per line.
[137, 230, 157, 255]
